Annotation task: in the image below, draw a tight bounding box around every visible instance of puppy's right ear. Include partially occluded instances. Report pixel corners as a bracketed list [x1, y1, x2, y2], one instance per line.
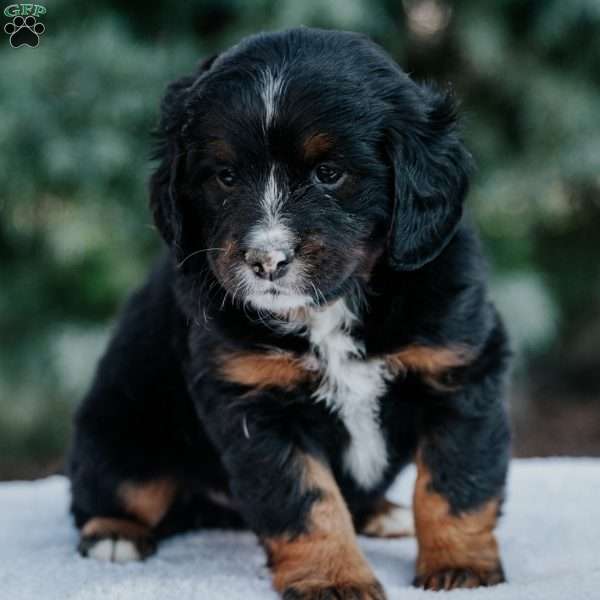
[149, 56, 218, 255]
[385, 83, 472, 271]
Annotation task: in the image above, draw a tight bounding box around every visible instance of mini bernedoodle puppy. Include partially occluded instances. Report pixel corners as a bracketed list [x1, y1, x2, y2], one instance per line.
[69, 27, 511, 599]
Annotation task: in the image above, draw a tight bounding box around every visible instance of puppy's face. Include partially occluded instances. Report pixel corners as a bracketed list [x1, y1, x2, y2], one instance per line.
[151, 29, 471, 313]
[184, 71, 389, 313]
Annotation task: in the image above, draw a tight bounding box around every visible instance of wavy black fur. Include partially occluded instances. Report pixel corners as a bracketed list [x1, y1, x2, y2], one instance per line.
[68, 27, 511, 591]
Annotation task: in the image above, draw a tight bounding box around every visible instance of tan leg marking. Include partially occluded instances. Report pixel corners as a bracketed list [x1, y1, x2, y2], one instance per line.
[82, 517, 150, 539]
[360, 498, 415, 538]
[218, 351, 313, 390]
[413, 455, 505, 590]
[265, 455, 385, 599]
[118, 478, 177, 527]
[386, 345, 472, 391]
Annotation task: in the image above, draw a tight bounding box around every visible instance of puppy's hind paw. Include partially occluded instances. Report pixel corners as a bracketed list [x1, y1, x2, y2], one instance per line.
[78, 517, 156, 563]
[360, 500, 414, 538]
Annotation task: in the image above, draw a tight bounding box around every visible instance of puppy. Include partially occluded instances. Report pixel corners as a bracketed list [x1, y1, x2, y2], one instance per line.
[69, 27, 511, 599]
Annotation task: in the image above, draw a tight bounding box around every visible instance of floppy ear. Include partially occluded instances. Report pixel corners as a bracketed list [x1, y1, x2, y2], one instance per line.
[387, 84, 473, 271]
[149, 55, 219, 258]
[150, 138, 184, 252]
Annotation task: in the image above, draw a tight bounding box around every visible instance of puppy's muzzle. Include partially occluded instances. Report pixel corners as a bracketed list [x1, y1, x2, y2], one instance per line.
[244, 248, 294, 281]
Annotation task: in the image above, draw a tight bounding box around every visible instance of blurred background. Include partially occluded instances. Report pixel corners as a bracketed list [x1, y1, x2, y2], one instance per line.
[1, 0, 599, 480]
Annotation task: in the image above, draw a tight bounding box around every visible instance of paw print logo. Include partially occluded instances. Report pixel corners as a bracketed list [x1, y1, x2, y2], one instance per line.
[4, 15, 45, 48]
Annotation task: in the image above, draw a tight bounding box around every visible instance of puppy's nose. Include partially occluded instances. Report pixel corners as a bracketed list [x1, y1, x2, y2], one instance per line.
[244, 248, 293, 281]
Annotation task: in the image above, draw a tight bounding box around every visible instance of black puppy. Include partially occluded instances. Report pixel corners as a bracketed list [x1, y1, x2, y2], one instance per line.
[69, 27, 511, 599]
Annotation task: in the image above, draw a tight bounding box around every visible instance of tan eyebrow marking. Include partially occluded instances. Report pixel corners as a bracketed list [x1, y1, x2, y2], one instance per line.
[206, 139, 236, 162]
[303, 133, 335, 162]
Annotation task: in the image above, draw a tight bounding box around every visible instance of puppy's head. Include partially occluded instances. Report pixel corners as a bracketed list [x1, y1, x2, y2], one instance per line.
[151, 28, 471, 313]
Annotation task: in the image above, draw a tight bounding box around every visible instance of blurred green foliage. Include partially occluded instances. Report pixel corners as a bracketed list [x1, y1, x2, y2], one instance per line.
[1, 0, 599, 475]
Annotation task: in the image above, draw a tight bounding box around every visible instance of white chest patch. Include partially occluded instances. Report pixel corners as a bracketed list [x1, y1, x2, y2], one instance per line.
[305, 300, 392, 489]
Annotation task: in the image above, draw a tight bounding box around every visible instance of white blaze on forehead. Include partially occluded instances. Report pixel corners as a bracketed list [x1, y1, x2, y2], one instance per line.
[261, 165, 284, 225]
[260, 68, 285, 128]
[247, 165, 293, 251]
[249, 223, 291, 251]
[241, 165, 308, 313]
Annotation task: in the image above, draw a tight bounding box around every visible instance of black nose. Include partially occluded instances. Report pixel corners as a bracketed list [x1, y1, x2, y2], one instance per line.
[244, 248, 293, 281]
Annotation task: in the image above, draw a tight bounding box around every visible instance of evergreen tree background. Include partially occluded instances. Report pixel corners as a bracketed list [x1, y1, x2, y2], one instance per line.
[1, 0, 599, 477]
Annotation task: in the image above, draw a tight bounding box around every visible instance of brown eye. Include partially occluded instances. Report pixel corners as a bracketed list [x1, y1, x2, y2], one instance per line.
[314, 163, 344, 186]
[216, 167, 237, 189]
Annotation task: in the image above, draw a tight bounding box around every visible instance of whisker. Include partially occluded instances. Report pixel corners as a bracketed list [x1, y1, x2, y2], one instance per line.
[177, 247, 226, 269]
[309, 282, 324, 307]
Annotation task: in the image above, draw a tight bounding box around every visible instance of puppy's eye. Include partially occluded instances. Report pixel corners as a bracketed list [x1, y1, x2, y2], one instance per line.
[314, 164, 345, 186]
[216, 167, 237, 189]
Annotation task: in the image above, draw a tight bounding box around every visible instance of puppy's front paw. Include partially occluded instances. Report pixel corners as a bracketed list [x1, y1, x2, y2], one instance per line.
[283, 580, 386, 600]
[413, 566, 505, 591]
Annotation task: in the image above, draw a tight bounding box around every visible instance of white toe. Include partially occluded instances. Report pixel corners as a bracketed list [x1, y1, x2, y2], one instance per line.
[86, 538, 142, 563]
[113, 539, 142, 563]
[363, 505, 415, 537]
[86, 538, 115, 561]
[382, 505, 415, 536]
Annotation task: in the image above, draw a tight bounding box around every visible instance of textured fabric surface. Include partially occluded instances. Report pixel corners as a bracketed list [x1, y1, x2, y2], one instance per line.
[1, 459, 599, 600]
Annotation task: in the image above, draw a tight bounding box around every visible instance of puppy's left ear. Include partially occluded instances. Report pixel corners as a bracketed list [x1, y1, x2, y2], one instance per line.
[150, 55, 219, 259]
[386, 83, 473, 270]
